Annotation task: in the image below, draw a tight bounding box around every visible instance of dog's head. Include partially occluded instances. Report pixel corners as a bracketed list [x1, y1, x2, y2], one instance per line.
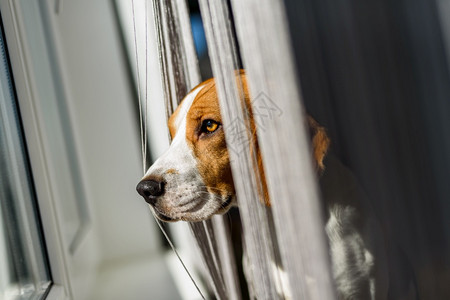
[136, 77, 235, 222]
[136, 72, 329, 222]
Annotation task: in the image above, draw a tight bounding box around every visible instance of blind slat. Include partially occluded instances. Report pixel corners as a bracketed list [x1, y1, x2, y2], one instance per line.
[230, 0, 337, 299]
[150, 1, 240, 299]
[198, 0, 282, 299]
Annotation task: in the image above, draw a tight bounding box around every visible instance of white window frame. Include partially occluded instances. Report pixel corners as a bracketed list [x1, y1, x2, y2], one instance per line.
[0, 1, 96, 299]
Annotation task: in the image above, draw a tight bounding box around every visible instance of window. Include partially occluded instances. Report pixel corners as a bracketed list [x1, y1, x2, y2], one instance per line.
[2, 1, 172, 299]
[0, 20, 51, 300]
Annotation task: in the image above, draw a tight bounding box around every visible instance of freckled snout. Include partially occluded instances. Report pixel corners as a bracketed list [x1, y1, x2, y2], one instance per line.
[136, 177, 165, 205]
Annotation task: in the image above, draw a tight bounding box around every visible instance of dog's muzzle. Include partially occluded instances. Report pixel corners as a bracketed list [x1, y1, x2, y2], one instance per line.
[136, 178, 165, 205]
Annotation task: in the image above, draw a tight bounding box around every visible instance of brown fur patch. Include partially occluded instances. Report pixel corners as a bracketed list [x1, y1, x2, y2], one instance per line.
[184, 80, 235, 199]
[307, 116, 330, 172]
[168, 79, 215, 139]
[182, 73, 270, 205]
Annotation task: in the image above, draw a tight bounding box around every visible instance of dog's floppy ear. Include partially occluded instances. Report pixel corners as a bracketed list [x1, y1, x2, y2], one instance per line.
[251, 116, 330, 207]
[307, 116, 330, 172]
[255, 138, 271, 206]
[238, 71, 329, 206]
[238, 72, 271, 206]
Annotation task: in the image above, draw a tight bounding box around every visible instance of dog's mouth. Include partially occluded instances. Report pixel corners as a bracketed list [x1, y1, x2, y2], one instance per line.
[152, 195, 234, 223]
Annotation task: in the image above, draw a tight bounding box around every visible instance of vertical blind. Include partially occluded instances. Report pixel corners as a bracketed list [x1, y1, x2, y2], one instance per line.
[142, 0, 450, 298]
[148, 0, 335, 299]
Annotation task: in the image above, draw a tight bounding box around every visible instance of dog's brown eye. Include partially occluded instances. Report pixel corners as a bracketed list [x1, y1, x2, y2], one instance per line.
[201, 119, 220, 134]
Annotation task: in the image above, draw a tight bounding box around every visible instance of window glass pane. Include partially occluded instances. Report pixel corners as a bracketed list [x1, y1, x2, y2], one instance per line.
[0, 21, 51, 300]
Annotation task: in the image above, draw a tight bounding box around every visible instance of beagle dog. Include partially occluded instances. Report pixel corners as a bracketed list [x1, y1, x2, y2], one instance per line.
[136, 72, 391, 299]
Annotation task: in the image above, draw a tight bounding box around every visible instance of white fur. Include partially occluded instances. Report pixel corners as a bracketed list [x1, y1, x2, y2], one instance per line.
[326, 206, 375, 298]
[271, 261, 293, 300]
[320, 155, 388, 299]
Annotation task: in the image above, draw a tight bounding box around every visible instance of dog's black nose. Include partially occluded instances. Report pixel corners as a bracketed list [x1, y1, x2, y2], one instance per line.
[136, 179, 165, 205]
